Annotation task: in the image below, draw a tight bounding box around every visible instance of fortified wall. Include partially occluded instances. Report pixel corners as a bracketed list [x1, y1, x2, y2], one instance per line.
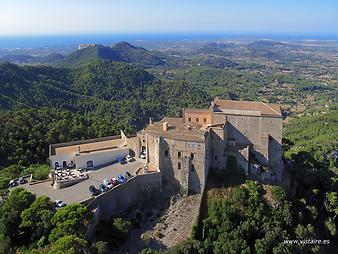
[87, 172, 162, 220]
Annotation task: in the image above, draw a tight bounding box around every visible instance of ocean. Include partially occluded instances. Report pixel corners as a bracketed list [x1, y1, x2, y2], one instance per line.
[0, 32, 336, 49]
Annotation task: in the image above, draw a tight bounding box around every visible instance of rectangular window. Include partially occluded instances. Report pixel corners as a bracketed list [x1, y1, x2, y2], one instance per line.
[191, 153, 194, 159]
[178, 162, 181, 170]
[215, 155, 218, 161]
[178, 151, 181, 158]
[164, 150, 168, 157]
[188, 117, 191, 122]
[196, 118, 199, 122]
[204, 118, 207, 123]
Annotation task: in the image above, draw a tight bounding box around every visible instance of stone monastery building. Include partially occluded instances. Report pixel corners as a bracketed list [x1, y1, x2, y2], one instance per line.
[50, 98, 283, 194]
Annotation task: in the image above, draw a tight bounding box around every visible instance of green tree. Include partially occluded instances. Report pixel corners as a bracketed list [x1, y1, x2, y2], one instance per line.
[49, 204, 89, 242]
[112, 217, 131, 239]
[49, 235, 88, 254]
[0, 188, 35, 245]
[0, 177, 10, 199]
[91, 241, 109, 254]
[20, 196, 55, 244]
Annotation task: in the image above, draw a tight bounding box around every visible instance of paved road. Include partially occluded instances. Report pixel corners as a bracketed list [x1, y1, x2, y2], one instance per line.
[17, 160, 144, 204]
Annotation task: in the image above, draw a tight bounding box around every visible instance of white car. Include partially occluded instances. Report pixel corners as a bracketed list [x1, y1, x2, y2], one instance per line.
[103, 179, 113, 189]
[55, 200, 66, 208]
[125, 155, 134, 162]
[140, 153, 146, 159]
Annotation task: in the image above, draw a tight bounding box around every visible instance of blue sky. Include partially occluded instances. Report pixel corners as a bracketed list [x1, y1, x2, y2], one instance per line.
[0, 0, 337, 35]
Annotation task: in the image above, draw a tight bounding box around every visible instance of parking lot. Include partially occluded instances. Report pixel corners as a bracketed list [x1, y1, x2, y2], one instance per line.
[17, 160, 144, 204]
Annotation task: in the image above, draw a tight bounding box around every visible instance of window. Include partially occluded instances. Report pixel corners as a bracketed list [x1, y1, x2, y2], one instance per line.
[62, 161, 67, 168]
[191, 153, 194, 159]
[178, 162, 181, 170]
[54, 162, 59, 169]
[164, 150, 168, 157]
[188, 117, 191, 122]
[178, 151, 181, 158]
[196, 118, 199, 123]
[204, 118, 207, 123]
[215, 155, 218, 161]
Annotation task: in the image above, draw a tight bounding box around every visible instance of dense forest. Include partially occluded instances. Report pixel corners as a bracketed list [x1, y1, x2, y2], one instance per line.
[0, 60, 210, 175]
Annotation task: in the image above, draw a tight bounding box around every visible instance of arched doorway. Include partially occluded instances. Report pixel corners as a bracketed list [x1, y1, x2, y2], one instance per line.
[87, 160, 94, 169]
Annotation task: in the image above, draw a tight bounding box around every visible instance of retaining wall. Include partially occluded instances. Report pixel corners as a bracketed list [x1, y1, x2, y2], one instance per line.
[87, 171, 161, 220]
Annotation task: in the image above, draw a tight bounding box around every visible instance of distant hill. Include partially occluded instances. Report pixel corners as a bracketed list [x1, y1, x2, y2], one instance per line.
[0, 53, 64, 65]
[61, 41, 165, 66]
[0, 60, 157, 110]
[247, 40, 286, 49]
[196, 42, 237, 56]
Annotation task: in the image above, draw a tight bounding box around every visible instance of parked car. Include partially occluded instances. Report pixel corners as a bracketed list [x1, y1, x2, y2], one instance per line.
[103, 179, 113, 189]
[110, 177, 119, 187]
[118, 157, 127, 164]
[55, 200, 66, 208]
[125, 171, 132, 179]
[140, 153, 146, 159]
[117, 174, 126, 183]
[125, 155, 134, 162]
[99, 183, 107, 193]
[18, 177, 27, 185]
[89, 185, 101, 196]
[8, 180, 18, 188]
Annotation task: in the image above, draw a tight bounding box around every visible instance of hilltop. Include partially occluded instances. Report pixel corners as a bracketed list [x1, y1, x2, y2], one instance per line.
[61, 41, 165, 66]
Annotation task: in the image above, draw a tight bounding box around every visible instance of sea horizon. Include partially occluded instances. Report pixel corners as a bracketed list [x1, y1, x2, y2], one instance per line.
[0, 31, 336, 49]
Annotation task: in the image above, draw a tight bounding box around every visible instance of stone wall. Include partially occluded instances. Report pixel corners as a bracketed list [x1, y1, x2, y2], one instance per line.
[87, 172, 161, 220]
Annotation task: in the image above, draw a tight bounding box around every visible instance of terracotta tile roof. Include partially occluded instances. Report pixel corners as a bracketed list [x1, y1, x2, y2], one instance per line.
[213, 99, 282, 116]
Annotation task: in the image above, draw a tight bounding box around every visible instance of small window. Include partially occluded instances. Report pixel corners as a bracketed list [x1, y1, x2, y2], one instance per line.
[204, 118, 207, 123]
[196, 118, 199, 123]
[54, 162, 59, 169]
[188, 117, 191, 122]
[165, 150, 168, 157]
[178, 162, 181, 170]
[191, 153, 194, 159]
[215, 155, 218, 161]
[142, 139, 145, 143]
[178, 151, 181, 158]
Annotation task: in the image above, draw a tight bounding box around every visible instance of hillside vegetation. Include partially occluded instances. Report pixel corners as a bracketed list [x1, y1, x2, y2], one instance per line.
[61, 42, 164, 66]
[0, 60, 210, 172]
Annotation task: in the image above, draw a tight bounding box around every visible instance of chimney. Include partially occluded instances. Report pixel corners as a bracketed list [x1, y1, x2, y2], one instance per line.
[149, 117, 153, 124]
[163, 122, 168, 132]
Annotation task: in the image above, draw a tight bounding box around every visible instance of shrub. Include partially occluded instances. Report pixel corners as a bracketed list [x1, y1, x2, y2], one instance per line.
[271, 186, 287, 202]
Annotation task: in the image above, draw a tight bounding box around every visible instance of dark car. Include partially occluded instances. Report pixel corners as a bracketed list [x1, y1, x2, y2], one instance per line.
[18, 177, 27, 185]
[118, 157, 127, 164]
[99, 183, 107, 193]
[125, 171, 132, 179]
[89, 185, 101, 196]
